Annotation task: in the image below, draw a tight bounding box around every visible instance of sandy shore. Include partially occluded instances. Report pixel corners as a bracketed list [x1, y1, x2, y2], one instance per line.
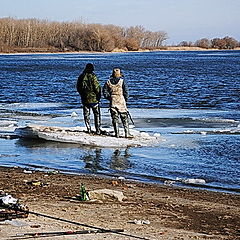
[0, 166, 239, 240]
[1, 47, 240, 55]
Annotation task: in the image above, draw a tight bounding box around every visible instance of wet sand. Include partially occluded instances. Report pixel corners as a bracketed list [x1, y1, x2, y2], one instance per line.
[0, 166, 239, 240]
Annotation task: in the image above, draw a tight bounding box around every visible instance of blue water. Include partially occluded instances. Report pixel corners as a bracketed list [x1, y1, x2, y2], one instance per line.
[0, 51, 239, 193]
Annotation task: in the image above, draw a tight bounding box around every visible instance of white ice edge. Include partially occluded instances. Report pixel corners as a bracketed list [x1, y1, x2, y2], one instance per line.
[14, 124, 163, 148]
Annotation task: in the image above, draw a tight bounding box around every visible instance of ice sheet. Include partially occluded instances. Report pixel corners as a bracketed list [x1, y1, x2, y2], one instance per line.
[14, 124, 163, 148]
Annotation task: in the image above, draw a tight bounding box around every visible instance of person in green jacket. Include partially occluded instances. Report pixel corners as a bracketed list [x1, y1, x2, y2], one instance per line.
[76, 63, 101, 134]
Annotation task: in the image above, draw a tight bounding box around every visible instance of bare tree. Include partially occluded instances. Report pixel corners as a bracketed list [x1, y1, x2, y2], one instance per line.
[223, 36, 239, 49]
[211, 38, 227, 49]
[0, 17, 168, 52]
[195, 38, 211, 49]
[179, 41, 193, 47]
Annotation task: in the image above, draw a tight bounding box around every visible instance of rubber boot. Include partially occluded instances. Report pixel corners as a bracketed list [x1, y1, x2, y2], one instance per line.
[94, 115, 101, 135]
[93, 105, 101, 135]
[83, 105, 91, 133]
[113, 119, 119, 138]
[111, 109, 119, 138]
[85, 118, 91, 133]
[121, 113, 133, 138]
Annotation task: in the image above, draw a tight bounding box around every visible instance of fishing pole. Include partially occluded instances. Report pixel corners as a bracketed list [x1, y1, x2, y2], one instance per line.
[15, 229, 124, 238]
[127, 111, 134, 125]
[109, 107, 134, 125]
[7, 207, 150, 240]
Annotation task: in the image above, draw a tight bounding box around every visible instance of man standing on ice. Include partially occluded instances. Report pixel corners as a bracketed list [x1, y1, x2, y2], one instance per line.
[103, 68, 132, 138]
[76, 63, 101, 134]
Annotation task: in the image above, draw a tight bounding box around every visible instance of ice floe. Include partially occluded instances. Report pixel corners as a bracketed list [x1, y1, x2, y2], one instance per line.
[14, 124, 163, 148]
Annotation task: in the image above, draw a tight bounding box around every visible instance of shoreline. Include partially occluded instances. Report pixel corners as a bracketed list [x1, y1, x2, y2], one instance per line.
[0, 166, 239, 239]
[1, 47, 240, 55]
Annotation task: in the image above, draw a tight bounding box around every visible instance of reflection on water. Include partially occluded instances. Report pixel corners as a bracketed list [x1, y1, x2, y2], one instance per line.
[15, 138, 133, 173]
[0, 133, 239, 193]
[83, 148, 104, 172]
[110, 148, 132, 170]
[83, 148, 132, 172]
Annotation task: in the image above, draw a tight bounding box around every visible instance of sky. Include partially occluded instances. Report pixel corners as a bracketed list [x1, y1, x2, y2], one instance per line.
[1, 0, 239, 45]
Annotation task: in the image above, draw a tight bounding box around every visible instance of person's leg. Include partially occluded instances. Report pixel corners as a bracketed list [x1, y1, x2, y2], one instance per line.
[120, 112, 132, 138]
[83, 105, 91, 133]
[110, 109, 119, 137]
[92, 104, 101, 134]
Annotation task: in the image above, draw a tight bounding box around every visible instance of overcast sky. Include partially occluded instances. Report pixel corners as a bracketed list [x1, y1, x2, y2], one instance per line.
[1, 0, 239, 44]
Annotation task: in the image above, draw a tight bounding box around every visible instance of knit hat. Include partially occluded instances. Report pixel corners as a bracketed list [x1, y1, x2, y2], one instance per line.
[112, 68, 121, 78]
[84, 63, 94, 73]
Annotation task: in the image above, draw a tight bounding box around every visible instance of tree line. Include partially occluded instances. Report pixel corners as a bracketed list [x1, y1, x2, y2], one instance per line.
[1, 18, 239, 53]
[178, 36, 239, 49]
[0, 17, 168, 52]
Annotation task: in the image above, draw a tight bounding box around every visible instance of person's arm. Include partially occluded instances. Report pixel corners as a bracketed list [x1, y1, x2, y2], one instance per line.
[76, 73, 84, 94]
[92, 75, 101, 102]
[103, 82, 111, 100]
[122, 79, 129, 101]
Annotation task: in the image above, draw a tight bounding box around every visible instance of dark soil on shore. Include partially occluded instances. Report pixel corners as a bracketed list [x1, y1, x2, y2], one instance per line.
[0, 166, 239, 239]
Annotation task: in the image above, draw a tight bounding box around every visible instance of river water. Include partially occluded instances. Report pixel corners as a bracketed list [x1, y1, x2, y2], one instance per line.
[0, 51, 239, 193]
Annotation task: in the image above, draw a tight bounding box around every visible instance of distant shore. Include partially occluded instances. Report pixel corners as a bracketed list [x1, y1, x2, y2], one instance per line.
[1, 46, 240, 55]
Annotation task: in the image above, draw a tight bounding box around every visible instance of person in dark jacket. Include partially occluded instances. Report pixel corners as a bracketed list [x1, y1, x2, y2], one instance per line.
[103, 68, 132, 138]
[76, 63, 101, 134]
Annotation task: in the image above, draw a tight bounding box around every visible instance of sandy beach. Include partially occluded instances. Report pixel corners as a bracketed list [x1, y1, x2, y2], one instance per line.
[0, 166, 239, 240]
[1, 46, 240, 55]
